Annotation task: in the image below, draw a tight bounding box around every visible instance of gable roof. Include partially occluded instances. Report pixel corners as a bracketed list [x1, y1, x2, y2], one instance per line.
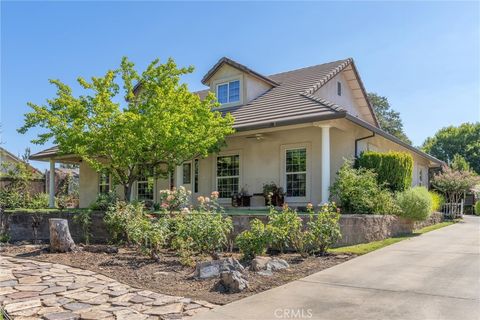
[0, 147, 43, 175]
[201, 57, 280, 87]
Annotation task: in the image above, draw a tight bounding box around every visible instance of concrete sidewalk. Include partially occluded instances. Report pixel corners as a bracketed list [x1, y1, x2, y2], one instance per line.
[194, 216, 480, 320]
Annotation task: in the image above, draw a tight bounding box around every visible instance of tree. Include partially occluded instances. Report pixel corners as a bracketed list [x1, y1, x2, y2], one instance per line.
[431, 166, 479, 205]
[451, 154, 471, 172]
[19, 57, 235, 201]
[422, 123, 480, 174]
[367, 93, 412, 145]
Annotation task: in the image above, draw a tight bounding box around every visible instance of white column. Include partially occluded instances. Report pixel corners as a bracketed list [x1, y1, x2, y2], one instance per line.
[175, 165, 183, 188]
[321, 126, 331, 204]
[49, 159, 55, 208]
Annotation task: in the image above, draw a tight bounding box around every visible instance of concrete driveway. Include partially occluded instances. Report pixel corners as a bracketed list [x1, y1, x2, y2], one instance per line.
[194, 216, 480, 320]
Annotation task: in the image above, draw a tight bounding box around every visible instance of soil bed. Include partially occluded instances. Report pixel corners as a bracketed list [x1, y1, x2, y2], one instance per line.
[1, 244, 354, 305]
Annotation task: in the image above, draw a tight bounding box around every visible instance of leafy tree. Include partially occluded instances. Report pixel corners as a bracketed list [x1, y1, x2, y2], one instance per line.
[432, 166, 480, 205]
[451, 154, 471, 172]
[19, 57, 234, 201]
[422, 123, 480, 174]
[368, 93, 412, 144]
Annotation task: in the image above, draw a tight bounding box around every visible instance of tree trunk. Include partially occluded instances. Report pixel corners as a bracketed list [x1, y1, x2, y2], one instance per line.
[124, 183, 132, 202]
[49, 218, 76, 252]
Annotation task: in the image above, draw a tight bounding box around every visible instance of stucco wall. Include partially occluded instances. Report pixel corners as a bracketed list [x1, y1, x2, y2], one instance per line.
[79, 162, 99, 208]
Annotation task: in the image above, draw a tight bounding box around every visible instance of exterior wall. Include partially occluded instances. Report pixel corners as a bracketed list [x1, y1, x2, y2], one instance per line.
[79, 162, 100, 208]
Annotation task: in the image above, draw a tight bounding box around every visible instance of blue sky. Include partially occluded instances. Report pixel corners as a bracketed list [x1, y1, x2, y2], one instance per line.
[1, 1, 479, 170]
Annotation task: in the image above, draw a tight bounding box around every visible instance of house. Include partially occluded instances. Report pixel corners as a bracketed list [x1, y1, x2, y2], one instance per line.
[29, 57, 443, 208]
[0, 146, 44, 194]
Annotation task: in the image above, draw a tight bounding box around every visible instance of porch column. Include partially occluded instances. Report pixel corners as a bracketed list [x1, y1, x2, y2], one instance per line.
[49, 159, 55, 208]
[321, 126, 331, 204]
[175, 165, 183, 188]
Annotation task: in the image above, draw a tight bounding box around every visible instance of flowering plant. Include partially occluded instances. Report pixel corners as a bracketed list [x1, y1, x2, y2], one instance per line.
[157, 186, 191, 214]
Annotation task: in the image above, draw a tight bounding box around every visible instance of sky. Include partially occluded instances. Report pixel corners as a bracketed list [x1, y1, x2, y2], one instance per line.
[1, 1, 479, 170]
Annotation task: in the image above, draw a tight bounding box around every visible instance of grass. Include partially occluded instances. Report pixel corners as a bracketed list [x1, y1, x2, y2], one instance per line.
[329, 221, 456, 255]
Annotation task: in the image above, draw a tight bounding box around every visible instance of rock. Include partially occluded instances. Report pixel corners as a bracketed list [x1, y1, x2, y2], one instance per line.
[257, 269, 273, 276]
[145, 302, 184, 315]
[4, 299, 41, 313]
[194, 258, 244, 279]
[251, 256, 272, 271]
[251, 257, 289, 272]
[220, 270, 249, 293]
[43, 311, 80, 320]
[267, 258, 289, 271]
[82, 245, 118, 254]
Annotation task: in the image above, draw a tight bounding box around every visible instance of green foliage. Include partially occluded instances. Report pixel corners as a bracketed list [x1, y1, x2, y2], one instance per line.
[104, 201, 144, 243]
[422, 122, 480, 174]
[236, 219, 272, 259]
[451, 154, 471, 172]
[367, 93, 412, 144]
[157, 186, 191, 214]
[73, 210, 92, 244]
[19, 57, 235, 201]
[127, 216, 170, 261]
[396, 187, 433, 221]
[330, 160, 398, 214]
[475, 201, 480, 216]
[89, 191, 118, 211]
[358, 151, 413, 192]
[267, 206, 303, 253]
[0, 232, 10, 243]
[303, 203, 341, 255]
[0, 189, 24, 209]
[173, 211, 233, 258]
[429, 191, 445, 212]
[28, 193, 49, 209]
[0, 160, 43, 209]
[431, 166, 480, 205]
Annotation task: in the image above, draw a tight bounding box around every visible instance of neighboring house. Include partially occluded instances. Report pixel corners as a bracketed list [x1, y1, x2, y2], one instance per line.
[0, 146, 45, 194]
[30, 57, 443, 208]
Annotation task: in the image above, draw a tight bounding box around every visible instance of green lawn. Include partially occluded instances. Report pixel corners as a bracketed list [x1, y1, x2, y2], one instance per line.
[329, 221, 456, 255]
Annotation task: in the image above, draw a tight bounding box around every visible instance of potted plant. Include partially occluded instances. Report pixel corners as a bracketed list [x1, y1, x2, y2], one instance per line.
[231, 187, 252, 207]
[262, 182, 285, 207]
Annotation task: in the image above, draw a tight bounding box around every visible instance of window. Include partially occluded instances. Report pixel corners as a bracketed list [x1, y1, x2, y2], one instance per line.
[217, 80, 240, 104]
[285, 148, 307, 197]
[216, 155, 240, 198]
[182, 163, 192, 184]
[194, 159, 199, 193]
[98, 171, 110, 194]
[137, 168, 154, 201]
[337, 81, 342, 96]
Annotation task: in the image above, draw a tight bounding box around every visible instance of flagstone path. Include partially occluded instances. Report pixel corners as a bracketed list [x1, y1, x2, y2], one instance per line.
[0, 256, 216, 320]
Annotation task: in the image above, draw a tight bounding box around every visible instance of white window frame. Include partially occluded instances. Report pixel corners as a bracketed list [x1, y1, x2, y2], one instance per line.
[280, 143, 311, 203]
[98, 171, 110, 194]
[213, 150, 242, 203]
[136, 169, 155, 201]
[212, 76, 243, 107]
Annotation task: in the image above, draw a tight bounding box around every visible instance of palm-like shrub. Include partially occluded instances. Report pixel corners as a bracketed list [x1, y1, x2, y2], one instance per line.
[396, 187, 433, 221]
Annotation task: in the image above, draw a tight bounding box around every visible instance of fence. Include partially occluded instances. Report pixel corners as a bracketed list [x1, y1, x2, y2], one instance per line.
[442, 199, 464, 219]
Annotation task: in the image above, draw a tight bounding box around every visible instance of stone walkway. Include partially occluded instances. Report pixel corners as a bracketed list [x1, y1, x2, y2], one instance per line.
[0, 256, 216, 320]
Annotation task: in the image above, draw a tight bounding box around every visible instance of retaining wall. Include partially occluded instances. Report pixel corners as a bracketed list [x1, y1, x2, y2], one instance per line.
[0, 210, 444, 246]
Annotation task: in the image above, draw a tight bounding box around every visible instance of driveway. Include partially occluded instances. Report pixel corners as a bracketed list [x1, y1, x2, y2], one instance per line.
[194, 216, 480, 320]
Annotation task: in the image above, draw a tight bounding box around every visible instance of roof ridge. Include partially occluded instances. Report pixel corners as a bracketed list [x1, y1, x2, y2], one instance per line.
[267, 58, 351, 78]
[303, 58, 353, 95]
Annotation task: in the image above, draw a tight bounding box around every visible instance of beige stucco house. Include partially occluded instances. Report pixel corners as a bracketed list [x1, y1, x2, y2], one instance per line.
[30, 57, 443, 208]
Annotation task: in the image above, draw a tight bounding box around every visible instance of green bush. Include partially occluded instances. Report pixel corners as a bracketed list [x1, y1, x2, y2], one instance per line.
[236, 219, 272, 259]
[475, 201, 480, 216]
[330, 161, 398, 214]
[396, 187, 433, 221]
[104, 201, 144, 243]
[73, 210, 92, 244]
[127, 216, 170, 261]
[28, 193, 49, 209]
[0, 189, 24, 209]
[268, 206, 303, 253]
[90, 191, 118, 211]
[173, 211, 232, 258]
[304, 203, 341, 255]
[429, 191, 445, 212]
[358, 151, 413, 192]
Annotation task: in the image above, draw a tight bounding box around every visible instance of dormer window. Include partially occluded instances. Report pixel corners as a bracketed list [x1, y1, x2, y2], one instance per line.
[217, 80, 240, 104]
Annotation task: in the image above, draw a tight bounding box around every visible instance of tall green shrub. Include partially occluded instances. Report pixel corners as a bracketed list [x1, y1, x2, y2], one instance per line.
[396, 187, 433, 221]
[358, 151, 413, 192]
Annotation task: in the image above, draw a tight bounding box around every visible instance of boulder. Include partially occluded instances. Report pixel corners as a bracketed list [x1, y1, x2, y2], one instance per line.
[194, 258, 244, 279]
[251, 256, 289, 272]
[220, 271, 249, 293]
[250, 256, 272, 271]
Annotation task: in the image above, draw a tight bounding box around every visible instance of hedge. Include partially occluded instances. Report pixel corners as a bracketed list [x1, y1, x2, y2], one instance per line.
[358, 151, 413, 192]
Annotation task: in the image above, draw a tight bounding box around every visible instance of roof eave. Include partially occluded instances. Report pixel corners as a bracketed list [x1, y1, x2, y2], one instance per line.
[345, 114, 445, 166]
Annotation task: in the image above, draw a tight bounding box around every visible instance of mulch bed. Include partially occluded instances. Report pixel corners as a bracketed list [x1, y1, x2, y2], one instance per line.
[0, 244, 355, 305]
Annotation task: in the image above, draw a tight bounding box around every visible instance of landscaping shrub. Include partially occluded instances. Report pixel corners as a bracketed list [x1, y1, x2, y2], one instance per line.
[429, 191, 445, 212]
[236, 219, 273, 259]
[358, 151, 413, 192]
[0, 189, 24, 209]
[330, 161, 398, 214]
[127, 216, 170, 261]
[89, 191, 118, 211]
[268, 205, 303, 253]
[104, 201, 144, 243]
[396, 187, 433, 221]
[28, 193, 49, 209]
[432, 166, 480, 205]
[157, 186, 191, 214]
[475, 201, 480, 216]
[304, 203, 341, 255]
[73, 210, 92, 244]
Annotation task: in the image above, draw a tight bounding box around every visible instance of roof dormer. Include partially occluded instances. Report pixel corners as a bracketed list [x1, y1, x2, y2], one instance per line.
[202, 57, 278, 107]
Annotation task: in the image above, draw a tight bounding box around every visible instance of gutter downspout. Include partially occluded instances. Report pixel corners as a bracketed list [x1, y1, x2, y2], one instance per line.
[354, 132, 375, 158]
